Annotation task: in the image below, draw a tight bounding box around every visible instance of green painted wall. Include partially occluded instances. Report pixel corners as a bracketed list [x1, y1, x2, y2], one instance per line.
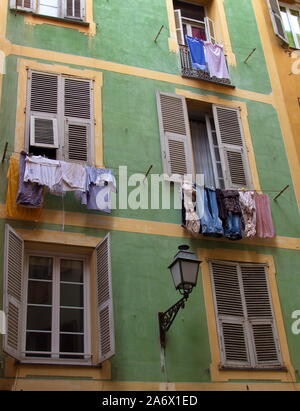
[0, 0, 299, 387]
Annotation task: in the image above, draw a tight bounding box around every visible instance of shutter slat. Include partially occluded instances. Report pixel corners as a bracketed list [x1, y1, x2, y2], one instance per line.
[30, 116, 58, 148]
[3, 225, 24, 360]
[174, 9, 184, 45]
[66, 0, 82, 19]
[96, 234, 115, 363]
[30, 72, 58, 114]
[251, 322, 281, 365]
[64, 78, 91, 119]
[65, 122, 89, 163]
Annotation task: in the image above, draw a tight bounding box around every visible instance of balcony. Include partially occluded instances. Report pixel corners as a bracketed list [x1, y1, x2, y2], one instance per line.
[179, 45, 233, 87]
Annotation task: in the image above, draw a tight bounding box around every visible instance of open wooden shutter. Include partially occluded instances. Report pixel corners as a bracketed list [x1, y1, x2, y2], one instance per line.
[28, 71, 59, 149]
[156, 92, 194, 179]
[3, 225, 24, 360]
[212, 105, 252, 189]
[96, 234, 115, 363]
[65, 0, 84, 20]
[63, 77, 93, 163]
[11, 0, 33, 10]
[174, 9, 185, 45]
[241, 264, 282, 367]
[205, 17, 216, 44]
[267, 0, 289, 44]
[210, 261, 251, 368]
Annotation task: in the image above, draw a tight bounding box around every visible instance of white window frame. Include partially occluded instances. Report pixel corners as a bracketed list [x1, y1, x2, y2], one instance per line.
[279, 2, 300, 49]
[10, 0, 85, 22]
[21, 250, 91, 366]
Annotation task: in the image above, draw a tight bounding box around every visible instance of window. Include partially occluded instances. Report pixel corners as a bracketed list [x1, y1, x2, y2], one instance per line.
[280, 3, 300, 49]
[10, 0, 86, 22]
[3, 225, 115, 365]
[26, 70, 94, 164]
[209, 260, 283, 369]
[173, 0, 216, 45]
[156, 92, 252, 189]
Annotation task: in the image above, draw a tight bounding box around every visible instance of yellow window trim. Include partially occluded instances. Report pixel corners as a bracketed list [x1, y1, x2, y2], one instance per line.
[175, 88, 261, 192]
[199, 247, 296, 382]
[15, 59, 103, 168]
[166, 0, 237, 66]
[14, 0, 96, 37]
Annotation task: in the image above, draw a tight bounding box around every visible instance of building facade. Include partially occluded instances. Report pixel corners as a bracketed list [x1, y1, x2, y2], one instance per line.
[0, 0, 299, 391]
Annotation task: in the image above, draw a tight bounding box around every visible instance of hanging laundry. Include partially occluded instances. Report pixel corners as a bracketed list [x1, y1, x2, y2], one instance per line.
[16, 151, 44, 208]
[195, 184, 205, 220]
[24, 155, 61, 191]
[186, 36, 207, 71]
[204, 43, 230, 79]
[54, 161, 86, 193]
[6, 156, 43, 221]
[200, 188, 223, 237]
[182, 180, 200, 235]
[255, 193, 275, 238]
[79, 167, 116, 213]
[239, 191, 256, 238]
[218, 190, 242, 240]
[215, 188, 228, 221]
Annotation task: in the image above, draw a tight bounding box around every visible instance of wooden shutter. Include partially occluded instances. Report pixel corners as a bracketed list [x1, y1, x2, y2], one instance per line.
[267, 0, 289, 44]
[210, 261, 251, 367]
[63, 77, 93, 163]
[65, 0, 84, 20]
[205, 17, 216, 44]
[27, 71, 59, 149]
[156, 91, 194, 178]
[241, 264, 282, 367]
[212, 105, 252, 189]
[96, 234, 115, 363]
[30, 116, 59, 148]
[174, 9, 185, 45]
[3, 225, 24, 360]
[11, 0, 33, 10]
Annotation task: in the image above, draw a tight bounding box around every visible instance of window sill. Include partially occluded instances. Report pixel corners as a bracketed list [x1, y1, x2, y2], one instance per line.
[219, 366, 287, 372]
[11, 8, 89, 25]
[10, 8, 96, 36]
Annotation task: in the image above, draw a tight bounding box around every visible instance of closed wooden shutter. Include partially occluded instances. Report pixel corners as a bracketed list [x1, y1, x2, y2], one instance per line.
[96, 234, 115, 363]
[212, 105, 252, 189]
[174, 9, 185, 45]
[210, 260, 282, 369]
[156, 92, 194, 178]
[205, 17, 216, 44]
[3, 225, 24, 360]
[63, 77, 93, 163]
[267, 0, 289, 44]
[65, 0, 84, 20]
[27, 71, 59, 149]
[241, 264, 282, 367]
[210, 261, 251, 368]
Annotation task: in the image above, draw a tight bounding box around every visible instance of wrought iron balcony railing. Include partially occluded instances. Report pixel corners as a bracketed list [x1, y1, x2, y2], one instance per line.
[179, 45, 233, 87]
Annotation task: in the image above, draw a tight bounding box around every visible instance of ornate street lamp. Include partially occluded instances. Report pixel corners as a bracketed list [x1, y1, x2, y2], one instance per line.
[158, 245, 201, 348]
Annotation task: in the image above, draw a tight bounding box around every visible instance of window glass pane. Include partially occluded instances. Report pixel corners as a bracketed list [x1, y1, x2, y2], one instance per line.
[27, 306, 52, 331]
[60, 334, 84, 353]
[191, 25, 206, 41]
[29, 256, 53, 280]
[60, 259, 83, 283]
[26, 332, 51, 353]
[290, 9, 300, 47]
[60, 283, 83, 307]
[28, 280, 52, 305]
[60, 308, 83, 333]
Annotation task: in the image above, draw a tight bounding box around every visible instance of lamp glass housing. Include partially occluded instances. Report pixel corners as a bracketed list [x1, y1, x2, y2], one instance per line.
[168, 249, 200, 295]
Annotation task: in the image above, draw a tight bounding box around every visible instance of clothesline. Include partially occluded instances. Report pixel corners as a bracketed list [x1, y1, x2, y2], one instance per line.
[2, 150, 292, 195]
